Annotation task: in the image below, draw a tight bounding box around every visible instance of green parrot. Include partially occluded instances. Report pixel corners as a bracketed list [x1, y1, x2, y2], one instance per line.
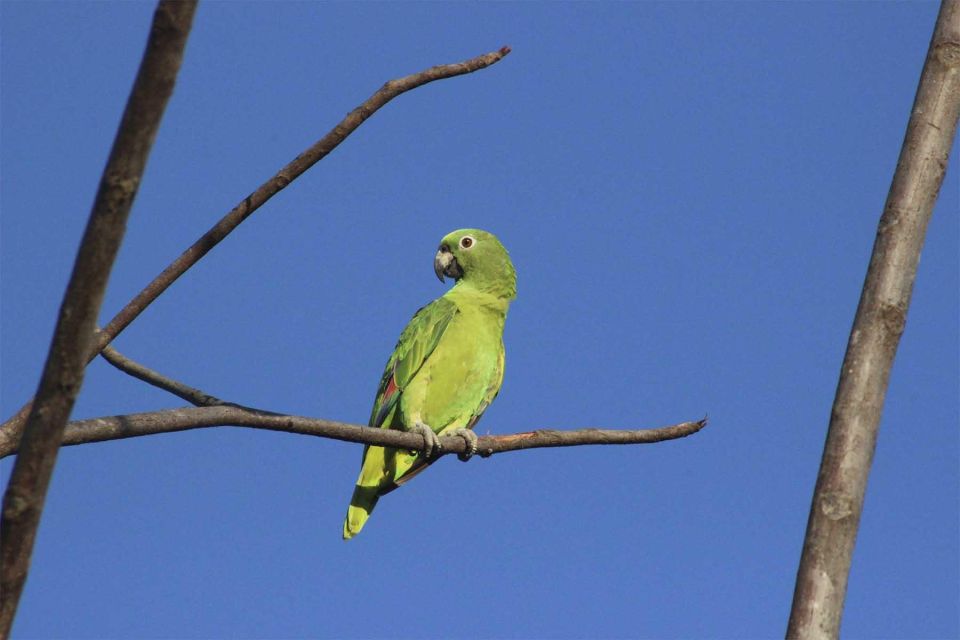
[343, 229, 516, 539]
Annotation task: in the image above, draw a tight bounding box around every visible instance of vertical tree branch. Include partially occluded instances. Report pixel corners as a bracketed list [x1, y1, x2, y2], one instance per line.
[0, 2, 197, 636]
[786, 1, 960, 638]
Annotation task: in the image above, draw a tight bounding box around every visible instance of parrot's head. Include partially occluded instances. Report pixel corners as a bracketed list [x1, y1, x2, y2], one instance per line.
[434, 228, 516, 300]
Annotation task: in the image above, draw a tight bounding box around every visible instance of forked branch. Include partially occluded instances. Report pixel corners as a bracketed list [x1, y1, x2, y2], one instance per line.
[80, 346, 705, 460]
[0, 45, 512, 447]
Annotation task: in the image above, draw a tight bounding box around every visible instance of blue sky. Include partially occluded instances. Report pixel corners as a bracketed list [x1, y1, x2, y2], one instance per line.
[1, 1, 957, 638]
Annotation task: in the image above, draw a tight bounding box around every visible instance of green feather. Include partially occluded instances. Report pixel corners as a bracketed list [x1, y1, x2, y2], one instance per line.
[343, 229, 516, 539]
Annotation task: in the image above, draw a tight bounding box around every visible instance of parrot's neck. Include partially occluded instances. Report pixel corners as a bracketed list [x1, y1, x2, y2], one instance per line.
[453, 260, 517, 303]
[445, 281, 513, 315]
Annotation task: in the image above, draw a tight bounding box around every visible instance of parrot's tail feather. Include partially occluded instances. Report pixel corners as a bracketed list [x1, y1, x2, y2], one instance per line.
[343, 485, 380, 540]
[342, 444, 422, 539]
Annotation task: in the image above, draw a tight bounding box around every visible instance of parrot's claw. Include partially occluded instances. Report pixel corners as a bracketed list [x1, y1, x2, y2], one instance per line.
[410, 422, 442, 459]
[452, 428, 478, 462]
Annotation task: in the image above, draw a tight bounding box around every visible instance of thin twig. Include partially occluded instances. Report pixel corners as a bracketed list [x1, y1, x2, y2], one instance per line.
[0, 406, 707, 460]
[0, 45, 512, 448]
[100, 344, 225, 407]
[786, 1, 960, 638]
[0, 3, 197, 637]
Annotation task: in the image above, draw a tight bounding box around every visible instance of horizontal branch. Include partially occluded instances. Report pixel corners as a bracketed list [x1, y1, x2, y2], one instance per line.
[0, 406, 707, 459]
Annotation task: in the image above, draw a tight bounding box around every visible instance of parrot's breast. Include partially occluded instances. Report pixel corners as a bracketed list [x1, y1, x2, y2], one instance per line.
[402, 301, 505, 433]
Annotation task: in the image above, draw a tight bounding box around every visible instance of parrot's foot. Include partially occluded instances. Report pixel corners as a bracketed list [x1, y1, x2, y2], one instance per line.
[452, 428, 478, 462]
[409, 422, 442, 458]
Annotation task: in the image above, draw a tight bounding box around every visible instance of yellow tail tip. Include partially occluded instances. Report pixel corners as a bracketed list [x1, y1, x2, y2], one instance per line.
[343, 483, 380, 540]
[342, 520, 359, 540]
[343, 504, 369, 540]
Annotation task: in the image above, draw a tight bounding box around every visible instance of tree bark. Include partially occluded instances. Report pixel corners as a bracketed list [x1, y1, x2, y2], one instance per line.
[0, 406, 706, 460]
[786, 1, 960, 638]
[100, 344, 227, 407]
[0, 3, 197, 637]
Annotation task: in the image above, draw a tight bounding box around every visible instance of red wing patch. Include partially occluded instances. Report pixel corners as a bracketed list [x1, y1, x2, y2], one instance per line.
[372, 371, 401, 428]
[382, 375, 399, 403]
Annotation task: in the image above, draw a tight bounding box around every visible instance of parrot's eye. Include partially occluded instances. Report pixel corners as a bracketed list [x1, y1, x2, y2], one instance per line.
[460, 236, 475, 249]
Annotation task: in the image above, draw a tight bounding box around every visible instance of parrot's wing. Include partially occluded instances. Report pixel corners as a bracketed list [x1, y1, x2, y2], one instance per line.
[465, 343, 505, 430]
[389, 326, 505, 491]
[369, 296, 458, 429]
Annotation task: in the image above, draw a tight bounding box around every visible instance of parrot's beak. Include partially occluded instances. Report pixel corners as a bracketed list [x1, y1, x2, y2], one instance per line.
[434, 245, 463, 282]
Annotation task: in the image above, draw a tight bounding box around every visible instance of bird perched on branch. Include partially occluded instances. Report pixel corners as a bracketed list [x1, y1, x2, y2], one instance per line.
[343, 229, 516, 539]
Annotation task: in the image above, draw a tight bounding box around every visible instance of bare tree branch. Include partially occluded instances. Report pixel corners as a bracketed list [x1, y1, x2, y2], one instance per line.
[0, 406, 707, 460]
[787, 2, 960, 638]
[0, 45, 512, 448]
[84, 348, 706, 458]
[100, 344, 225, 407]
[0, 2, 197, 637]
